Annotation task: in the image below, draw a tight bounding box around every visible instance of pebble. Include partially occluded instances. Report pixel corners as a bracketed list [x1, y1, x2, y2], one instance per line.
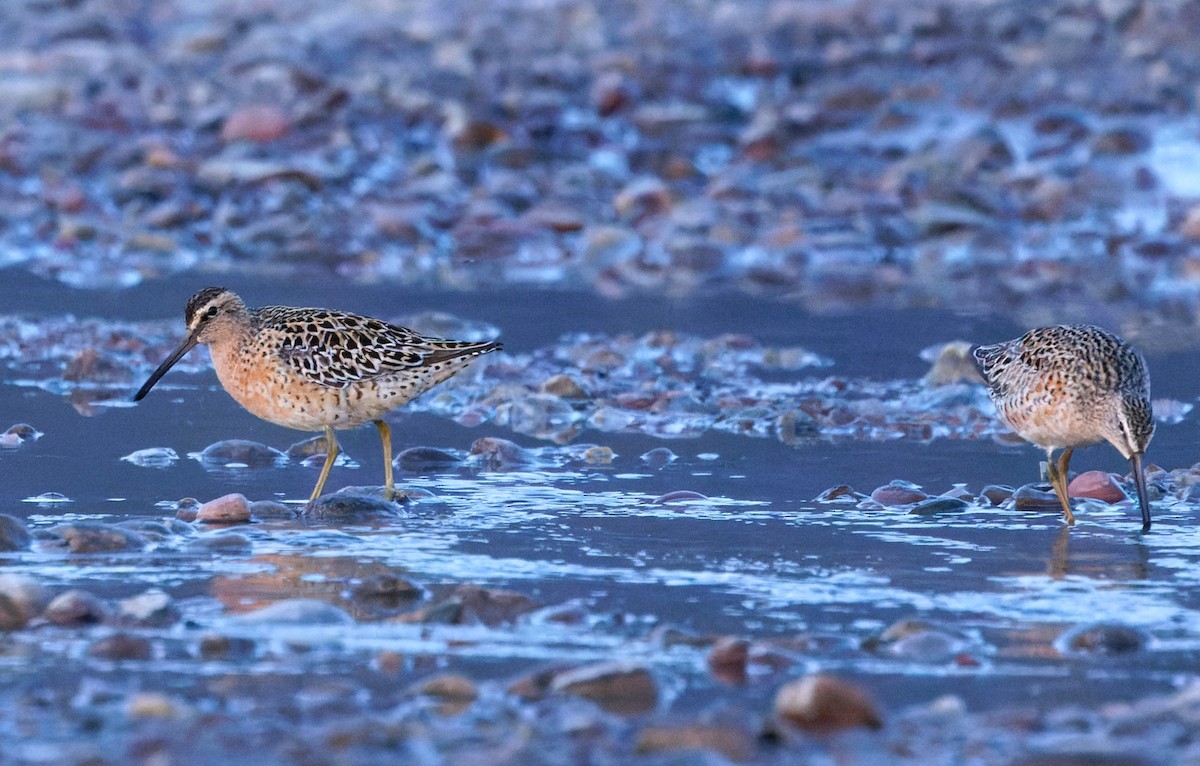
[126, 692, 181, 719]
[870, 480, 929, 506]
[641, 447, 678, 468]
[46, 522, 147, 553]
[909, 497, 970, 515]
[1067, 471, 1127, 504]
[550, 661, 659, 715]
[1059, 623, 1146, 656]
[920, 341, 984, 386]
[815, 484, 866, 502]
[237, 599, 354, 625]
[197, 633, 257, 661]
[248, 500, 295, 519]
[403, 584, 535, 628]
[0, 574, 49, 631]
[866, 619, 967, 662]
[467, 437, 540, 469]
[221, 104, 291, 143]
[393, 446, 464, 472]
[42, 589, 109, 627]
[652, 490, 708, 505]
[414, 673, 478, 715]
[707, 636, 750, 685]
[0, 423, 41, 448]
[0, 514, 31, 551]
[1013, 483, 1063, 511]
[635, 724, 755, 762]
[120, 447, 179, 468]
[285, 434, 336, 461]
[304, 493, 405, 521]
[773, 674, 883, 733]
[979, 484, 1015, 505]
[540, 374, 590, 400]
[188, 532, 253, 554]
[117, 589, 180, 627]
[196, 493, 252, 524]
[87, 633, 153, 661]
[195, 440, 286, 468]
[349, 574, 422, 616]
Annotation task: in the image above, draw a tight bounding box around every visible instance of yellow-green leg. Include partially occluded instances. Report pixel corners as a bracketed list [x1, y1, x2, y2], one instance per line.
[1046, 447, 1076, 525]
[374, 419, 394, 500]
[310, 426, 339, 501]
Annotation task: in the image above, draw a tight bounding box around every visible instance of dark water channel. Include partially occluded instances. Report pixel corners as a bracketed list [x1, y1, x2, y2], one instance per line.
[2, 271, 1200, 757]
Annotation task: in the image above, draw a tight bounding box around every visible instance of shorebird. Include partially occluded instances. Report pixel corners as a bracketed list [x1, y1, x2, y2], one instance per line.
[134, 287, 501, 501]
[972, 324, 1154, 531]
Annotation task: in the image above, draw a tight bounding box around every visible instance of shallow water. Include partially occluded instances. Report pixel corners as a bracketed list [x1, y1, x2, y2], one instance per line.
[3, 272, 1200, 738]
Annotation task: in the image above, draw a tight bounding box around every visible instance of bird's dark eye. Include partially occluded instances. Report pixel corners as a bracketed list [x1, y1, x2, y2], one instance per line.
[205, 306, 219, 318]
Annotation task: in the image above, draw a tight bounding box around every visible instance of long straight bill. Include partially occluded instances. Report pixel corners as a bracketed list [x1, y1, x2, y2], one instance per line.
[1130, 451, 1151, 533]
[133, 333, 199, 401]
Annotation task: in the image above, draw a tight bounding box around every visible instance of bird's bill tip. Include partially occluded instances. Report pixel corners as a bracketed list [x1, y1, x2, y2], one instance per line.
[132, 334, 199, 402]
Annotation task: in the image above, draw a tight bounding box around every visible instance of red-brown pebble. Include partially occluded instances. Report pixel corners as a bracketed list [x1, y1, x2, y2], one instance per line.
[1067, 471, 1127, 504]
[220, 104, 290, 143]
[870, 481, 928, 506]
[551, 662, 658, 715]
[87, 632, 153, 661]
[707, 636, 750, 685]
[773, 674, 883, 733]
[197, 493, 252, 524]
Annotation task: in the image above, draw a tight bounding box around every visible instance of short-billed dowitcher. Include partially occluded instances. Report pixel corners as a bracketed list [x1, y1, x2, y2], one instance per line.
[134, 287, 501, 501]
[972, 324, 1154, 531]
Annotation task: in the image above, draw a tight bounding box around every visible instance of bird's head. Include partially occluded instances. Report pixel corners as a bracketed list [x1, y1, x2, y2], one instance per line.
[132, 287, 248, 402]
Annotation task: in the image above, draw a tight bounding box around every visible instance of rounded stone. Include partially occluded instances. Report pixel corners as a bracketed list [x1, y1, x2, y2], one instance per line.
[0, 574, 49, 630]
[0, 514, 32, 551]
[908, 497, 969, 515]
[871, 480, 928, 506]
[47, 523, 148, 553]
[87, 632, 153, 661]
[773, 674, 882, 733]
[550, 662, 658, 715]
[43, 589, 109, 627]
[1067, 471, 1127, 504]
[196, 493, 252, 524]
[237, 599, 353, 625]
[1060, 623, 1146, 656]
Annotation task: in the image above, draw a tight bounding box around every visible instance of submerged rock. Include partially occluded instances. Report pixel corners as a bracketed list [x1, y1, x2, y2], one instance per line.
[120, 447, 180, 468]
[45, 522, 147, 553]
[393, 446, 464, 472]
[237, 599, 354, 625]
[909, 497, 969, 515]
[195, 440, 286, 468]
[304, 492, 405, 521]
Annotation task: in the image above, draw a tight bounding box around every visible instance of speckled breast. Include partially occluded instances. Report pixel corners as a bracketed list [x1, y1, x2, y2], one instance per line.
[208, 344, 409, 432]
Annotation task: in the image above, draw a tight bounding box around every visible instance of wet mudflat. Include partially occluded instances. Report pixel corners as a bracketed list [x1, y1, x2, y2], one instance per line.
[1, 279, 1200, 765]
[3, 0, 1200, 762]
